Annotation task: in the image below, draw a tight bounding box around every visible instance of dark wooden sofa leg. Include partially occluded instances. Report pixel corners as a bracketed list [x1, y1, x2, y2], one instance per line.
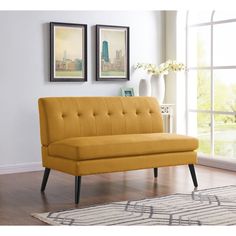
[154, 168, 158, 178]
[188, 164, 198, 187]
[75, 176, 81, 204]
[41, 168, 51, 192]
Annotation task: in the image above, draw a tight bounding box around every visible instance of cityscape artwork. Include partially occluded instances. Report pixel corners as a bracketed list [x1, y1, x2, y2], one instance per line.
[50, 22, 87, 82]
[96, 25, 129, 81]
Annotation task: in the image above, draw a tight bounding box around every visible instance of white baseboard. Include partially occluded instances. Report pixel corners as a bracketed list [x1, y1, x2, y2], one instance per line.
[0, 162, 43, 175]
[198, 154, 236, 172]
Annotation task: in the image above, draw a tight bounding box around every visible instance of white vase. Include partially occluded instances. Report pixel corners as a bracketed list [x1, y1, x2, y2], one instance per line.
[139, 78, 151, 96]
[150, 74, 165, 104]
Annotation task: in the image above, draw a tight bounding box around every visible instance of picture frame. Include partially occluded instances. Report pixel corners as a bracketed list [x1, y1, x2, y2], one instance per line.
[50, 22, 87, 82]
[96, 25, 130, 81]
[121, 88, 135, 97]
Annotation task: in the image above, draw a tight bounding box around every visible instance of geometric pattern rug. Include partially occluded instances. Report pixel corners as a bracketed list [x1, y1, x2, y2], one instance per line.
[32, 185, 236, 226]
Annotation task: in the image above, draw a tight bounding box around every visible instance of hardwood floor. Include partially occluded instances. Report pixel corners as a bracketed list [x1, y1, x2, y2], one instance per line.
[0, 164, 236, 225]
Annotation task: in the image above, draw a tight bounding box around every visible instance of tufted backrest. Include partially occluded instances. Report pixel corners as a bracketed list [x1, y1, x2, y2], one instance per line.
[38, 97, 163, 146]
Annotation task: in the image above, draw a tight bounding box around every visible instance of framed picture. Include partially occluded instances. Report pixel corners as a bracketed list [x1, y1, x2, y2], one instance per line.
[50, 22, 87, 82]
[121, 88, 135, 97]
[96, 25, 130, 81]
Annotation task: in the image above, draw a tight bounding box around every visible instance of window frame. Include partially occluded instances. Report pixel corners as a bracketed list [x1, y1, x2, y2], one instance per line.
[186, 11, 236, 157]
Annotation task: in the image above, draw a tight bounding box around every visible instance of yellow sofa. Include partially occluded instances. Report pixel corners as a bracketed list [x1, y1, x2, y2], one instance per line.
[38, 96, 198, 204]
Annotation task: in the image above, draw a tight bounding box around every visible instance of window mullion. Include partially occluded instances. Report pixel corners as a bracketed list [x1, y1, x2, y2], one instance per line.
[210, 11, 215, 156]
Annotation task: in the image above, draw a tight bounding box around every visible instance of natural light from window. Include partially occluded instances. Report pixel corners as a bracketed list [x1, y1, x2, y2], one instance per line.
[186, 11, 236, 159]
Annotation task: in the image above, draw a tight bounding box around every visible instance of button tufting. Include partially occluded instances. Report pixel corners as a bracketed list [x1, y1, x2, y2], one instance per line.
[61, 114, 66, 118]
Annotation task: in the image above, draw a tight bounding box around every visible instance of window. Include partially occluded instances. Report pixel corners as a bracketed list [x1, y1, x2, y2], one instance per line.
[186, 11, 236, 159]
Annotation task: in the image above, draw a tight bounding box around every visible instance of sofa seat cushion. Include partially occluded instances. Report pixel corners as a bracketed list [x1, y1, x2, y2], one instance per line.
[48, 133, 198, 161]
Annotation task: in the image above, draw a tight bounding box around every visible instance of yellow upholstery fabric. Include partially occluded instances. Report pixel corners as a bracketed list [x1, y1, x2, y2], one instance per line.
[48, 133, 198, 161]
[43, 151, 197, 176]
[38, 97, 163, 146]
[76, 152, 197, 176]
[38, 96, 198, 177]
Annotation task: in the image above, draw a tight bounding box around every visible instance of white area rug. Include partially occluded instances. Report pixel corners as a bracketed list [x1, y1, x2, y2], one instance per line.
[32, 185, 236, 225]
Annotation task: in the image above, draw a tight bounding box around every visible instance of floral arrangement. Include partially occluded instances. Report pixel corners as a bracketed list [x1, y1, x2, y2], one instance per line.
[135, 60, 185, 76]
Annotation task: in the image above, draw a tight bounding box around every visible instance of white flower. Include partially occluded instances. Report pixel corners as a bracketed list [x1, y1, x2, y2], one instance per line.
[135, 60, 185, 76]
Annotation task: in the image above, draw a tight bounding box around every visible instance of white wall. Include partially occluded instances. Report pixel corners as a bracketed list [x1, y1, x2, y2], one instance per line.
[0, 11, 165, 171]
[165, 11, 177, 132]
[165, 11, 176, 104]
[165, 11, 186, 134]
